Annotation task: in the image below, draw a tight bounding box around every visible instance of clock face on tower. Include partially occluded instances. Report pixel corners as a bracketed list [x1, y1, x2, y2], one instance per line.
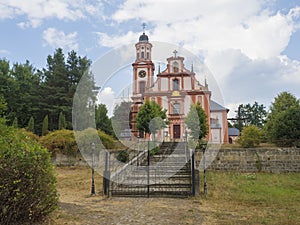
[138, 70, 146, 78]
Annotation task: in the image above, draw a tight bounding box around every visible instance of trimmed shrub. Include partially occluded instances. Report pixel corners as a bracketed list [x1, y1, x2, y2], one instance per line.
[20, 128, 40, 142]
[39, 129, 78, 157]
[40, 128, 116, 157]
[0, 122, 58, 224]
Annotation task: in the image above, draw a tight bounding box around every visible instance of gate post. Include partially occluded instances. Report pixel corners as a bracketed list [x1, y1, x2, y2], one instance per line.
[147, 140, 150, 198]
[103, 151, 110, 196]
[191, 152, 195, 196]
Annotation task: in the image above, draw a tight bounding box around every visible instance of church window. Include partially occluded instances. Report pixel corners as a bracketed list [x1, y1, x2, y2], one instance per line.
[147, 52, 149, 59]
[141, 51, 144, 58]
[173, 79, 179, 90]
[173, 103, 180, 114]
[173, 62, 179, 72]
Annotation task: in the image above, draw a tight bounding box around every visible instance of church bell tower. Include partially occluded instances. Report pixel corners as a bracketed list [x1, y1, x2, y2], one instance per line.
[131, 26, 155, 137]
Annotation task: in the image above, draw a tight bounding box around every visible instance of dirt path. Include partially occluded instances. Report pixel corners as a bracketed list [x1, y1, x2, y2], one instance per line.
[56, 196, 204, 225]
[45, 167, 206, 225]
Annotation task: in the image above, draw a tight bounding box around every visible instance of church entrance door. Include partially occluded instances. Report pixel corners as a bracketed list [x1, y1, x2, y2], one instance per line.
[173, 125, 180, 139]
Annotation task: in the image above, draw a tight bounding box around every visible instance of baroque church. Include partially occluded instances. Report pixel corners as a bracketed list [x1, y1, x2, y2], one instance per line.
[130, 31, 229, 144]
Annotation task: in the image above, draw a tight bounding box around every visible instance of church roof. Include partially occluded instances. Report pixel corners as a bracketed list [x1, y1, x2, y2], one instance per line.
[210, 100, 228, 112]
[228, 128, 240, 136]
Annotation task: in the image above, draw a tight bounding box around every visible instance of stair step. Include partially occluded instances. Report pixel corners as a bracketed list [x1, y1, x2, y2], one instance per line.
[111, 190, 192, 197]
[110, 142, 194, 198]
[124, 176, 191, 181]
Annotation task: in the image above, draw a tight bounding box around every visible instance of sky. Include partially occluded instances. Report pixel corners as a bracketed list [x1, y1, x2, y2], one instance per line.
[1, 0, 300, 118]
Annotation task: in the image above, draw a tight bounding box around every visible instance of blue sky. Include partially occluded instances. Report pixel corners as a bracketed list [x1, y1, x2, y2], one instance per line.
[1, 0, 300, 117]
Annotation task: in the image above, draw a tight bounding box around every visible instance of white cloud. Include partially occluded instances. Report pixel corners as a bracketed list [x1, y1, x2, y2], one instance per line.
[218, 50, 300, 114]
[0, 0, 104, 28]
[96, 31, 137, 48]
[43, 28, 78, 51]
[97, 0, 300, 115]
[97, 87, 115, 117]
[107, 0, 300, 60]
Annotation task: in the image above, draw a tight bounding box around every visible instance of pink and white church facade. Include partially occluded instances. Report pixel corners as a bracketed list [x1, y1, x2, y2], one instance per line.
[130, 32, 228, 144]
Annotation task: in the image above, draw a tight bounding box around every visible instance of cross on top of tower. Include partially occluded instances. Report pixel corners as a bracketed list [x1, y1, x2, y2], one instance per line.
[142, 23, 146, 33]
[173, 50, 178, 58]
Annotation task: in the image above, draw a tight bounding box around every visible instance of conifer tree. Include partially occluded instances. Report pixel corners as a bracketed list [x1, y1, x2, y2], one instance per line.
[42, 115, 49, 135]
[58, 112, 66, 130]
[12, 117, 18, 128]
[27, 116, 34, 133]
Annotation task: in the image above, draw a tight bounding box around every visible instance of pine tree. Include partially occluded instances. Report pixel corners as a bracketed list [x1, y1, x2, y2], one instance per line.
[42, 115, 49, 135]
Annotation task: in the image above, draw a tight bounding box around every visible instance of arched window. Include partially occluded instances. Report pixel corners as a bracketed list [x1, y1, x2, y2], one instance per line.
[141, 51, 144, 58]
[173, 79, 179, 90]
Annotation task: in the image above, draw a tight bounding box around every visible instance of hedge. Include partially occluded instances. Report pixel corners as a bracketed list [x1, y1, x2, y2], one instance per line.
[0, 122, 58, 224]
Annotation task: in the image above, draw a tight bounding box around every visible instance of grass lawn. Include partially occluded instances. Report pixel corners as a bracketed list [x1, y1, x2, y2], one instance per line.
[200, 171, 300, 224]
[47, 166, 300, 225]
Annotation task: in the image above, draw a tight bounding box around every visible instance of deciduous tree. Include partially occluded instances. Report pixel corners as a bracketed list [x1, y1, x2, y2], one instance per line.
[265, 92, 300, 147]
[111, 101, 132, 138]
[185, 102, 208, 142]
[135, 100, 168, 138]
[233, 102, 267, 130]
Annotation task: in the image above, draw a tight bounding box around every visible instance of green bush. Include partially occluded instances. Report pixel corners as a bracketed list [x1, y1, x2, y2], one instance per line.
[237, 125, 262, 148]
[40, 128, 117, 157]
[0, 122, 58, 224]
[75, 128, 116, 153]
[117, 150, 129, 163]
[98, 129, 116, 149]
[39, 129, 78, 157]
[20, 128, 40, 142]
[150, 146, 160, 156]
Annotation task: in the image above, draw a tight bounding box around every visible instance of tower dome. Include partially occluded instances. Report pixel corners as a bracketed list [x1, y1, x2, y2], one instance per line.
[139, 32, 149, 42]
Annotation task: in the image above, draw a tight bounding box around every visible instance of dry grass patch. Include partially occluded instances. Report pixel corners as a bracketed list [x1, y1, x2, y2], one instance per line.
[44, 166, 300, 225]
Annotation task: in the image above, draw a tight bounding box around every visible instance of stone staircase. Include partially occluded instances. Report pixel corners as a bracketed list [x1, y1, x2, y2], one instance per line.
[110, 142, 193, 198]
